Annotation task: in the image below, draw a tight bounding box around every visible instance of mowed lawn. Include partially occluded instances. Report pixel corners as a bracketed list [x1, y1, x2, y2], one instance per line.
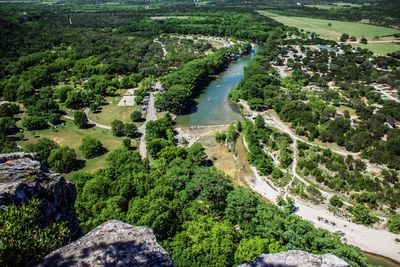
[89, 89, 141, 125]
[259, 10, 400, 54]
[19, 120, 135, 177]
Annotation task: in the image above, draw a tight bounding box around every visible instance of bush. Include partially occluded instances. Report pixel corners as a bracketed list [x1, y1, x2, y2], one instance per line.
[330, 195, 343, 207]
[350, 204, 379, 225]
[215, 131, 227, 143]
[111, 120, 125, 137]
[387, 214, 400, 234]
[22, 115, 48, 131]
[48, 113, 62, 125]
[0, 199, 69, 267]
[73, 110, 88, 129]
[130, 111, 142, 122]
[122, 138, 131, 149]
[48, 146, 78, 173]
[79, 137, 106, 159]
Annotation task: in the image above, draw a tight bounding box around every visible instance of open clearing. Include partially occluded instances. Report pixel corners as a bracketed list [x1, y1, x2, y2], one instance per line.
[90, 89, 140, 125]
[19, 120, 133, 176]
[259, 10, 400, 54]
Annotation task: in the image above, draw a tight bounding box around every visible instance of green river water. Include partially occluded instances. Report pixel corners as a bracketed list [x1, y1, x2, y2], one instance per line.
[176, 48, 257, 126]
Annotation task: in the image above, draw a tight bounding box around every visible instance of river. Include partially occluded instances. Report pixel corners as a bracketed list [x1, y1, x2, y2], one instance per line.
[176, 45, 400, 266]
[176, 47, 257, 126]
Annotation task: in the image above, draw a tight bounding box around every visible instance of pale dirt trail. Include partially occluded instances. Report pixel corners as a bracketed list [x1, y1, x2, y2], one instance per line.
[244, 135, 400, 262]
[154, 38, 167, 59]
[62, 110, 111, 130]
[84, 108, 111, 130]
[239, 99, 400, 261]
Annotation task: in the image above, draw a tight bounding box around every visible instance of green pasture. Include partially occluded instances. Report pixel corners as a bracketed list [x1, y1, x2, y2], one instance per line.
[259, 10, 400, 54]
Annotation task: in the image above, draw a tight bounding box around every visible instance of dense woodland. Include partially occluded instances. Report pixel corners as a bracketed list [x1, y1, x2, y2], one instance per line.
[70, 116, 370, 267]
[0, 1, 398, 266]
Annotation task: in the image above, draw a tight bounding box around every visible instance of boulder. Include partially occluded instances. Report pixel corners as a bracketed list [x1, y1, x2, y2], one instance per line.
[239, 250, 349, 267]
[0, 152, 81, 239]
[37, 220, 174, 267]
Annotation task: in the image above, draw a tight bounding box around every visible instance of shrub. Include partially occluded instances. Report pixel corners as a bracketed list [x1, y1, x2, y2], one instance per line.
[330, 195, 344, 208]
[387, 214, 400, 234]
[350, 204, 379, 225]
[79, 137, 106, 159]
[73, 110, 88, 129]
[122, 138, 131, 149]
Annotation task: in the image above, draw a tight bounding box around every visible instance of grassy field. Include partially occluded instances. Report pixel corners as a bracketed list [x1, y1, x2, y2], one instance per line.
[306, 3, 362, 9]
[19, 120, 136, 177]
[259, 10, 400, 54]
[351, 42, 400, 55]
[89, 89, 141, 125]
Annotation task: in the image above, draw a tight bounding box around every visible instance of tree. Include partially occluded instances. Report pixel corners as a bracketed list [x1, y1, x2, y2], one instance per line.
[25, 138, 59, 166]
[111, 120, 125, 137]
[340, 33, 349, 42]
[186, 168, 233, 213]
[170, 216, 235, 267]
[225, 188, 261, 226]
[155, 85, 191, 114]
[79, 137, 106, 159]
[130, 111, 143, 122]
[122, 138, 131, 149]
[21, 115, 48, 131]
[0, 199, 69, 267]
[74, 110, 88, 129]
[360, 37, 368, 44]
[48, 146, 78, 173]
[0, 117, 17, 135]
[387, 214, 400, 234]
[124, 123, 137, 138]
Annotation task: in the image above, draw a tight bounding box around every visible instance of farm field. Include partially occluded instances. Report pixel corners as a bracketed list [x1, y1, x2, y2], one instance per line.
[259, 10, 400, 54]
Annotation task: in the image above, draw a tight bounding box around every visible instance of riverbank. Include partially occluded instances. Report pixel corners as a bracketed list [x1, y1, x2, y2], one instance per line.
[238, 99, 400, 263]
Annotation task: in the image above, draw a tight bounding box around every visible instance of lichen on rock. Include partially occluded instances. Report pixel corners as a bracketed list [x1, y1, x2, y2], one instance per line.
[37, 220, 174, 267]
[239, 250, 349, 267]
[0, 152, 81, 239]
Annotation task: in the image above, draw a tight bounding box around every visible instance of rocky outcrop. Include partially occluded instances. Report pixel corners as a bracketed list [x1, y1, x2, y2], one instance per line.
[0, 152, 81, 239]
[239, 250, 349, 267]
[37, 220, 174, 267]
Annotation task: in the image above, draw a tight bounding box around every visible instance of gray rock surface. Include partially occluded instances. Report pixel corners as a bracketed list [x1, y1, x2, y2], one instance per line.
[37, 220, 174, 267]
[0, 152, 81, 239]
[239, 250, 349, 267]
